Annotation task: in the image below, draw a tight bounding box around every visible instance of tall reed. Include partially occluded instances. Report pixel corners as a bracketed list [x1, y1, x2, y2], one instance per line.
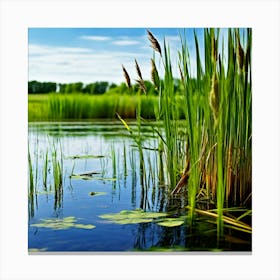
[121, 28, 252, 238]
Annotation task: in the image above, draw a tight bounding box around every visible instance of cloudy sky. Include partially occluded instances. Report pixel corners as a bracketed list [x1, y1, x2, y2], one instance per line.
[28, 28, 205, 85]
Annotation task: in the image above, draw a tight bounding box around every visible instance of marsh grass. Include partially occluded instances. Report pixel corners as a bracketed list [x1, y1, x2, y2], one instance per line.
[121, 28, 252, 238]
[29, 94, 165, 121]
[28, 139, 65, 214]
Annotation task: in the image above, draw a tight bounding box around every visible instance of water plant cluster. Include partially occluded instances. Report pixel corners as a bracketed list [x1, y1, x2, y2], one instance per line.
[28, 28, 252, 249]
[119, 28, 252, 237]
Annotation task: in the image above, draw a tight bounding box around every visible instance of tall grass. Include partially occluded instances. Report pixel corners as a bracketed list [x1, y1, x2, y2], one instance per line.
[121, 28, 252, 237]
[29, 94, 167, 121]
[28, 139, 64, 214]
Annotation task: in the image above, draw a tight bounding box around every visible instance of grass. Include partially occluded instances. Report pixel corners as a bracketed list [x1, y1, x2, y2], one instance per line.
[120, 28, 252, 238]
[29, 93, 163, 121]
[28, 28, 252, 242]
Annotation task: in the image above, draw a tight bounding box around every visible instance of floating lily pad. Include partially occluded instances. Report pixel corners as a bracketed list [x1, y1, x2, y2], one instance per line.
[156, 218, 185, 227]
[31, 216, 95, 230]
[99, 209, 167, 225]
[73, 224, 96, 229]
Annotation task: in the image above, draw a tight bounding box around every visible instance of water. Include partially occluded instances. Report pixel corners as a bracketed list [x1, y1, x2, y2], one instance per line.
[28, 121, 251, 252]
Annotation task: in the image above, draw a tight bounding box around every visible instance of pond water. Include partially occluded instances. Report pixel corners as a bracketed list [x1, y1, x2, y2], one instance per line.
[28, 121, 251, 252]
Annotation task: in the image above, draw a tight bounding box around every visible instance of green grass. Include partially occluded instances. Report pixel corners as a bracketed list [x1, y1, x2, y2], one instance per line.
[121, 28, 252, 238]
[28, 93, 166, 121]
[28, 28, 252, 240]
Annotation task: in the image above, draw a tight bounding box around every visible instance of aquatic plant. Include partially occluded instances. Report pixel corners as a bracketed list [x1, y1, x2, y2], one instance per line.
[31, 216, 95, 230]
[121, 28, 252, 238]
[99, 208, 186, 227]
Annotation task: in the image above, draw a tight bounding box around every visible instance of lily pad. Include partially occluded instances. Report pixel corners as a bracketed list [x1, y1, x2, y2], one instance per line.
[99, 209, 167, 225]
[31, 216, 95, 230]
[156, 218, 185, 227]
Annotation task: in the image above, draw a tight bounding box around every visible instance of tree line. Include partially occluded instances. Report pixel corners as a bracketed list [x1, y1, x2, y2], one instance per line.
[28, 79, 182, 95]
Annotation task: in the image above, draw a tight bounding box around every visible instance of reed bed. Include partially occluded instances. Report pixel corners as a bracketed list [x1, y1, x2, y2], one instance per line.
[29, 94, 173, 121]
[120, 28, 252, 237]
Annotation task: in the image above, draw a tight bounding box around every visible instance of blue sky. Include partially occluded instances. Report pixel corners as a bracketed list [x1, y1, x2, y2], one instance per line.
[28, 28, 206, 85]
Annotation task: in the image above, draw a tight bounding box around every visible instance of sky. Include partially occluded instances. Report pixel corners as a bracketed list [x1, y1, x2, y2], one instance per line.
[28, 28, 205, 85]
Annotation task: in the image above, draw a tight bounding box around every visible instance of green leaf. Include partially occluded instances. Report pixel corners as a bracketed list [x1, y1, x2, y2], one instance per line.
[31, 216, 95, 230]
[99, 209, 167, 225]
[156, 218, 185, 227]
[74, 224, 96, 229]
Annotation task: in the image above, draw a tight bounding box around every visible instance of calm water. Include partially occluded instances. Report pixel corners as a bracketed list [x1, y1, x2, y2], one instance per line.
[28, 121, 251, 252]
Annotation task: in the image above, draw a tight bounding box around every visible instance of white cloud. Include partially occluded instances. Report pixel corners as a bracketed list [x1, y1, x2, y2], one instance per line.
[28, 43, 153, 84]
[112, 40, 140, 46]
[29, 44, 92, 55]
[80, 35, 111, 41]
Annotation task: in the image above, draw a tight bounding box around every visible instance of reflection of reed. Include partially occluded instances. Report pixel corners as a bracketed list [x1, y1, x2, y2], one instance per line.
[28, 147, 38, 218]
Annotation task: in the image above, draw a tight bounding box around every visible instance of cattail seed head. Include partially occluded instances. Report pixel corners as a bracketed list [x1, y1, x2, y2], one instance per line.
[147, 30, 162, 56]
[122, 65, 131, 88]
[151, 58, 160, 90]
[135, 59, 146, 94]
[135, 59, 143, 80]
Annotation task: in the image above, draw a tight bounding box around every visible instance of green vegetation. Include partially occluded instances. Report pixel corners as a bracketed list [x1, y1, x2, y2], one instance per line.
[28, 28, 251, 244]
[31, 216, 95, 230]
[28, 93, 171, 121]
[119, 28, 252, 238]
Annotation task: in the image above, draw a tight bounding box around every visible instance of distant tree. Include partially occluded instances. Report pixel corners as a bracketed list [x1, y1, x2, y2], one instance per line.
[58, 83, 67, 93]
[28, 81, 57, 93]
[109, 83, 117, 90]
[83, 81, 109, 94]
[59, 82, 84, 93]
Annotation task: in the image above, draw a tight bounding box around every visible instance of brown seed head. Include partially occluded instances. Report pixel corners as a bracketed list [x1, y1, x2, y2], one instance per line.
[147, 30, 162, 56]
[135, 59, 143, 80]
[151, 58, 160, 90]
[122, 65, 131, 88]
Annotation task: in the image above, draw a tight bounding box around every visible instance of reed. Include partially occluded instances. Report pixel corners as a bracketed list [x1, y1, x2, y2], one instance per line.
[29, 93, 166, 121]
[28, 148, 36, 217]
[121, 28, 252, 238]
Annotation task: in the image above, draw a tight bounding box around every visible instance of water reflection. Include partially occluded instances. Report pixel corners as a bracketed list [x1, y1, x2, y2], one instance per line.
[28, 122, 251, 251]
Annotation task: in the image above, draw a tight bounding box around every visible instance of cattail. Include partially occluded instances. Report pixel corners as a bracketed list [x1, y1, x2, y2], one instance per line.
[122, 65, 131, 88]
[147, 30, 162, 56]
[135, 59, 146, 93]
[151, 58, 160, 90]
[209, 71, 219, 126]
[135, 59, 143, 80]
